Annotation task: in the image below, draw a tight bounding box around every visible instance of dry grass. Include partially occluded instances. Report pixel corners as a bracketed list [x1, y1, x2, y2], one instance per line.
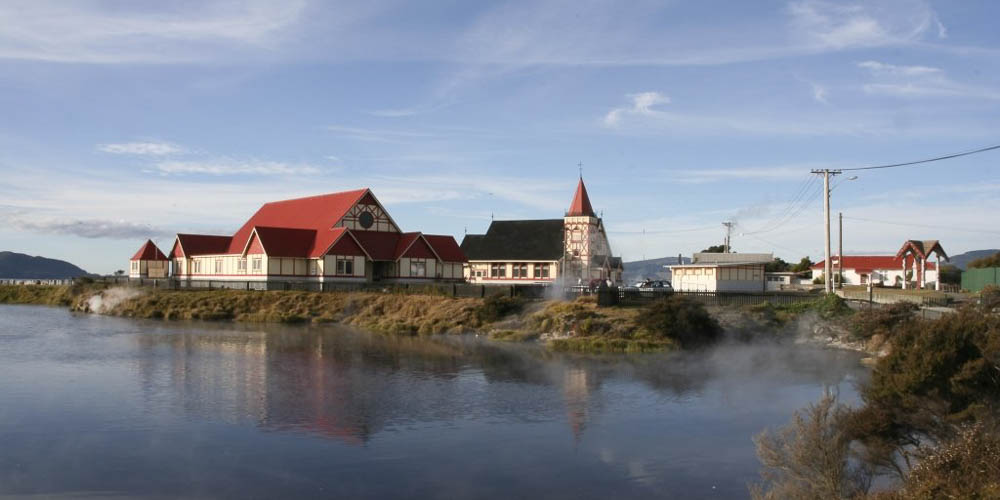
[0, 283, 107, 307]
[73, 288, 489, 335]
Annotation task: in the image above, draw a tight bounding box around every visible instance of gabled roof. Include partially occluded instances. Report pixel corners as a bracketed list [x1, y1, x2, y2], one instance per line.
[130, 239, 168, 261]
[896, 240, 948, 261]
[811, 255, 937, 273]
[227, 189, 369, 255]
[462, 219, 565, 261]
[567, 178, 596, 217]
[351, 231, 403, 261]
[424, 235, 468, 262]
[251, 226, 318, 258]
[173, 234, 233, 257]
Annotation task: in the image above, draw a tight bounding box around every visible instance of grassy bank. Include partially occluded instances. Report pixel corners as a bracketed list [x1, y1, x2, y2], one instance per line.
[0, 282, 107, 306]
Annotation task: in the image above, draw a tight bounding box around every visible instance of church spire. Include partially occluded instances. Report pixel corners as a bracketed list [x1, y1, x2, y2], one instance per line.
[567, 177, 596, 217]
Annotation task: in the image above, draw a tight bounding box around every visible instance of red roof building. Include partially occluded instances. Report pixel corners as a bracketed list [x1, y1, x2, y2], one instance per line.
[129, 239, 169, 279]
[152, 188, 466, 284]
[811, 253, 940, 288]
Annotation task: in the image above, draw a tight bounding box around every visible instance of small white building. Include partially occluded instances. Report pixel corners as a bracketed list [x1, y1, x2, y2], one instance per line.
[129, 239, 169, 279]
[669, 253, 773, 292]
[764, 272, 804, 291]
[810, 255, 938, 288]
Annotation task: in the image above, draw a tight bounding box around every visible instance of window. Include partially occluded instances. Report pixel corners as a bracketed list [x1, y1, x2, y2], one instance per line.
[131, 261, 138, 272]
[309, 260, 318, 275]
[491, 263, 506, 278]
[238, 259, 247, 273]
[476, 270, 483, 277]
[512, 263, 527, 278]
[409, 258, 426, 277]
[193, 260, 201, 273]
[336, 257, 354, 275]
[251, 258, 262, 273]
[534, 263, 550, 279]
[215, 259, 223, 274]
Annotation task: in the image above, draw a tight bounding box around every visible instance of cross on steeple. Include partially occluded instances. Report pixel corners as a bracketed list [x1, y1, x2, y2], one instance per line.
[577, 161, 583, 178]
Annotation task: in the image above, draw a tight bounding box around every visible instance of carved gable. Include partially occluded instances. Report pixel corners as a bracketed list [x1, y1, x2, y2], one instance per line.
[335, 191, 400, 233]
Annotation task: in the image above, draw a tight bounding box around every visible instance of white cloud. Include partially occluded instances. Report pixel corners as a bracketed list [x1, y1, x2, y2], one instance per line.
[154, 160, 321, 176]
[98, 142, 184, 155]
[857, 60, 941, 76]
[603, 92, 670, 127]
[671, 166, 816, 184]
[858, 60, 1000, 100]
[4, 212, 173, 240]
[325, 125, 439, 143]
[0, 0, 307, 63]
[811, 82, 830, 104]
[787, 0, 935, 49]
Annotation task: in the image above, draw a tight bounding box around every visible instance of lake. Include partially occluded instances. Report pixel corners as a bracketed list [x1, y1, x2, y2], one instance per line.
[0, 304, 868, 499]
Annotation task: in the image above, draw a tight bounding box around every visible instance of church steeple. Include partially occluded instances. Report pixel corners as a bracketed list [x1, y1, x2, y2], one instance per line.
[567, 177, 596, 217]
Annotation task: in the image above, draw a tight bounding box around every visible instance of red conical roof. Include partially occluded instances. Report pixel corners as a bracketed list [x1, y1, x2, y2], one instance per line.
[130, 239, 168, 261]
[567, 178, 596, 217]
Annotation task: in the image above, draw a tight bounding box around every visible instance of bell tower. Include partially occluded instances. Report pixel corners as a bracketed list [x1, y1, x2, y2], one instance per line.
[564, 177, 604, 280]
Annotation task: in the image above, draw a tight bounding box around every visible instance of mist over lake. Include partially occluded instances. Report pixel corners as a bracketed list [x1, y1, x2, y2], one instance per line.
[0, 304, 868, 499]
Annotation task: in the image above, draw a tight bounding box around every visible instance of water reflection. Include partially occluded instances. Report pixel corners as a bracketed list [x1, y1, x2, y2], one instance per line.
[0, 305, 870, 499]
[130, 322, 867, 447]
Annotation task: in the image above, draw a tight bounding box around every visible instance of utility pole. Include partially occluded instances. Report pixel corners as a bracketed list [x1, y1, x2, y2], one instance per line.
[838, 212, 843, 290]
[722, 221, 735, 253]
[812, 169, 842, 294]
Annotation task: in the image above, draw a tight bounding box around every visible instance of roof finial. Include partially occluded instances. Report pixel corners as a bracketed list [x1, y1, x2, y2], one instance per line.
[577, 161, 583, 179]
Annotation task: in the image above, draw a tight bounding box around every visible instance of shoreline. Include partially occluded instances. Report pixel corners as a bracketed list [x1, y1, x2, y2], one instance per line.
[0, 284, 887, 357]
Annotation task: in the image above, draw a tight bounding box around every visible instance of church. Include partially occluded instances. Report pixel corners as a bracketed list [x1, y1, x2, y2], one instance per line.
[460, 178, 623, 285]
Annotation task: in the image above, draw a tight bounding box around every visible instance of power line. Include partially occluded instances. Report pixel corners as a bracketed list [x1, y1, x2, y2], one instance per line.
[608, 225, 717, 235]
[741, 175, 819, 235]
[842, 215, 1000, 235]
[841, 143, 1000, 171]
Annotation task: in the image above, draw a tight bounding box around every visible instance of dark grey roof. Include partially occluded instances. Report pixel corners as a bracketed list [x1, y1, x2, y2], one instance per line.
[461, 219, 564, 261]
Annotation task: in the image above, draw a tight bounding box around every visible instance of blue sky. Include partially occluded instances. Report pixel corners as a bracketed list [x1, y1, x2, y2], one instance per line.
[1, 0, 999, 273]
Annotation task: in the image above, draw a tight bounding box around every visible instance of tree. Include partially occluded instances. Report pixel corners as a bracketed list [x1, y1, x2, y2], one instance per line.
[701, 244, 728, 253]
[791, 257, 813, 274]
[938, 264, 961, 285]
[765, 258, 791, 273]
[114, 269, 125, 276]
[968, 251, 1000, 269]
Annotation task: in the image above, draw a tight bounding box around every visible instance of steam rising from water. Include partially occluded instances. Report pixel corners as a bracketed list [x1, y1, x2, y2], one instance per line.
[86, 287, 143, 313]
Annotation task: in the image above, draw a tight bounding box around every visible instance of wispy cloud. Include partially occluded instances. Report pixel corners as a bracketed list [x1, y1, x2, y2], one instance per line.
[671, 166, 815, 184]
[0, 1, 308, 63]
[153, 159, 322, 176]
[4, 212, 173, 240]
[325, 125, 439, 143]
[810, 82, 830, 104]
[858, 60, 1000, 100]
[603, 92, 670, 127]
[857, 60, 941, 76]
[98, 142, 184, 155]
[787, 0, 935, 49]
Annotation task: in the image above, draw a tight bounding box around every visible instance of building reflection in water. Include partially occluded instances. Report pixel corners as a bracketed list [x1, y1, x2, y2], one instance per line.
[132, 323, 866, 446]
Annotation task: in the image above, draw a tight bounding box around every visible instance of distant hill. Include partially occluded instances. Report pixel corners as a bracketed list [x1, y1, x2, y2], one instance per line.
[948, 249, 1000, 270]
[622, 256, 690, 285]
[0, 251, 91, 279]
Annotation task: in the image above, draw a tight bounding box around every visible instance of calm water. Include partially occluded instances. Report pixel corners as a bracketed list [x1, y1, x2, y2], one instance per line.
[0, 304, 868, 499]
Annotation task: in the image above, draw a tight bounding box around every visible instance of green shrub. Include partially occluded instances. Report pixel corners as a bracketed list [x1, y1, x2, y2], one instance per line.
[848, 302, 918, 340]
[475, 294, 524, 323]
[637, 295, 721, 348]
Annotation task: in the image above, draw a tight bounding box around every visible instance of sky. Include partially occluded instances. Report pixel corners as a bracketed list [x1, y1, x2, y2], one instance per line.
[1, 0, 999, 274]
